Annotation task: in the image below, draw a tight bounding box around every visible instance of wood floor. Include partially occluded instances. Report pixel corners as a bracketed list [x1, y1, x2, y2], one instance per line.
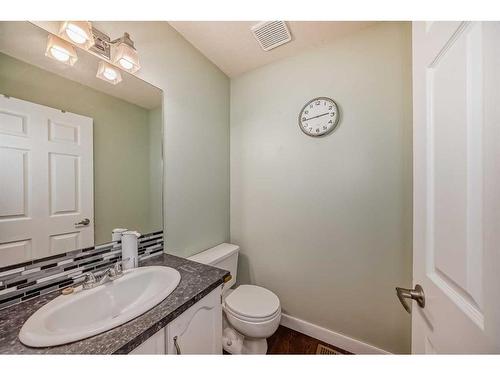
[266, 325, 352, 354]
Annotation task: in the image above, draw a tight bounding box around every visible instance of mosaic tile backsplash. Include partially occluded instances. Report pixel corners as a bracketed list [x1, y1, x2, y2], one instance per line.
[0, 231, 164, 310]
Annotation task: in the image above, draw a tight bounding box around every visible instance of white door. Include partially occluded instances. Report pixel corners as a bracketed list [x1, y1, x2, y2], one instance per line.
[0, 95, 94, 266]
[409, 21, 500, 353]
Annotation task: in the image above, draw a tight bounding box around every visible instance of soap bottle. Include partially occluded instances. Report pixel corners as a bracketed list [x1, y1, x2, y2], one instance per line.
[121, 230, 141, 270]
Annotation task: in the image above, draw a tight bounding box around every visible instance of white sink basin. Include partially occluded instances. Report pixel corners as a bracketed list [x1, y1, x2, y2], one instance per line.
[19, 266, 181, 347]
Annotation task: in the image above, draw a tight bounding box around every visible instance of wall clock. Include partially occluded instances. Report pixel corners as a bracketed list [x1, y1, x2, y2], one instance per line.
[298, 97, 340, 137]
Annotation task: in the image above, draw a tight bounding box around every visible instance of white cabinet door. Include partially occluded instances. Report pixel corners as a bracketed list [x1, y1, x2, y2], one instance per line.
[412, 21, 500, 353]
[129, 328, 166, 355]
[0, 95, 94, 266]
[128, 286, 222, 355]
[166, 287, 222, 354]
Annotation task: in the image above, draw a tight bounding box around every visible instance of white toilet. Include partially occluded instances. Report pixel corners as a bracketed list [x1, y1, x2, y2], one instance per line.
[189, 243, 281, 354]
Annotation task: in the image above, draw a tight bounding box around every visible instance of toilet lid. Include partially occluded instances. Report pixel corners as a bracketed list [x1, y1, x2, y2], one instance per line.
[224, 285, 280, 319]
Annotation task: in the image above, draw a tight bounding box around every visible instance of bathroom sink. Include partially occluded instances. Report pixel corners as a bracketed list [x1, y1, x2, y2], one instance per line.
[19, 266, 181, 347]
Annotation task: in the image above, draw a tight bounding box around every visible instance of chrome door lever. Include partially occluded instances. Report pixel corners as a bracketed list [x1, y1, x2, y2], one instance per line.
[74, 218, 90, 227]
[395, 284, 425, 313]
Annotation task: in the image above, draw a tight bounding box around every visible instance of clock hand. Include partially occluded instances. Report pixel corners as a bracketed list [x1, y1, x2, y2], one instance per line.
[304, 112, 330, 121]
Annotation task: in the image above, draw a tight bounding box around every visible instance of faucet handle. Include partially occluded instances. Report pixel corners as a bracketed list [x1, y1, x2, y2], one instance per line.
[62, 272, 96, 294]
[81, 272, 97, 289]
[109, 258, 129, 279]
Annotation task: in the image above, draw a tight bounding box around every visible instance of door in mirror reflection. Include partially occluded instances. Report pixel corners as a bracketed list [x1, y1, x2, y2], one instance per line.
[0, 21, 164, 268]
[0, 95, 94, 266]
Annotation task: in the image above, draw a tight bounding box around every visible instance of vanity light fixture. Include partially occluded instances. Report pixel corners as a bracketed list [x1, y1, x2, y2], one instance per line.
[59, 21, 94, 49]
[111, 32, 141, 73]
[96, 61, 122, 85]
[45, 35, 78, 66]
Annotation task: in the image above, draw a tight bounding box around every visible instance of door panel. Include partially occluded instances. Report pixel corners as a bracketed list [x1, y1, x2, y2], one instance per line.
[0, 239, 31, 266]
[427, 21, 484, 323]
[48, 120, 79, 144]
[0, 110, 27, 136]
[49, 153, 80, 215]
[412, 21, 500, 354]
[0, 147, 29, 218]
[49, 232, 80, 255]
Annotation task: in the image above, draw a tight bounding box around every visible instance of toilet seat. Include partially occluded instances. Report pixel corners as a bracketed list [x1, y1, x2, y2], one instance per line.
[224, 285, 280, 322]
[225, 305, 281, 323]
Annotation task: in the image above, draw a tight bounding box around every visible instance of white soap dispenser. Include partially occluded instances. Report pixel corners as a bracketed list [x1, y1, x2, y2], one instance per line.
[121, 230, 141, 270]
[112, 228, 128, 242]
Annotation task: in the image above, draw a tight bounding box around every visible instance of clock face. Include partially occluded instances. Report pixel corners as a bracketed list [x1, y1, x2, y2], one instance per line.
[298, 97, 339, 137]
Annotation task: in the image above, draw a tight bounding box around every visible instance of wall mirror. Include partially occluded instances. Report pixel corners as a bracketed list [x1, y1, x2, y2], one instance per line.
[0, 22, 163, 268]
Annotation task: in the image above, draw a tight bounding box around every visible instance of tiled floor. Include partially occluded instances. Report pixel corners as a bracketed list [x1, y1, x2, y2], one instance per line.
[266, 325, 352, 354]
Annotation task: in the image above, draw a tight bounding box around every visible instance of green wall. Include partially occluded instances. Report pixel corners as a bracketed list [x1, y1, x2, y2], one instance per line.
[230, 22, 412, 353]
[148, 106, 163, 231]
[0, 52, 162, 244]
[96, 22, 231, 257]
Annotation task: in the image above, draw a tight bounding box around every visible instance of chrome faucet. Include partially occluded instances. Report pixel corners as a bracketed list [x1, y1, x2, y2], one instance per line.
[79, 259, 127, 290]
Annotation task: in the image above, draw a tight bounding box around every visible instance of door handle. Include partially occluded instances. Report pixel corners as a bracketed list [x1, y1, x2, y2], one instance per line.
[74, 218, 90, 227]
[395, 284, 425, 313]
[173, 336, 181, 354]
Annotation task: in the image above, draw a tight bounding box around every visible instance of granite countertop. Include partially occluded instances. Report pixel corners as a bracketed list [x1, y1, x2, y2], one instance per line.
[0, 253, 229, 354]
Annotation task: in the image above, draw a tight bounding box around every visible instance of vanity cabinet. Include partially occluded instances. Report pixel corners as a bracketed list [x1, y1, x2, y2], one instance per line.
[130, 286, 222, 354]
[166, 286, 222, 354]
[129, 328, 166, 354]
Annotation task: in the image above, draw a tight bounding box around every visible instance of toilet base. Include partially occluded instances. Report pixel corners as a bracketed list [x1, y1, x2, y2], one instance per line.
[222, 327, 268, 354]
[242, 337, 268, 354]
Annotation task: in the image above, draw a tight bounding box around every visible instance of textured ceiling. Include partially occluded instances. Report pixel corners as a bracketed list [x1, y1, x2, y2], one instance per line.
[168, 21, 377, 77]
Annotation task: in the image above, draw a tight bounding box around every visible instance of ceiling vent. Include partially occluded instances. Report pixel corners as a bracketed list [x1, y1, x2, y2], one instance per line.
[251, 21, 292, 51]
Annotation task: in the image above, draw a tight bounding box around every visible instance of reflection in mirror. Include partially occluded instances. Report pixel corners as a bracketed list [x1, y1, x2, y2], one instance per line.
[0, 22, 163, 268]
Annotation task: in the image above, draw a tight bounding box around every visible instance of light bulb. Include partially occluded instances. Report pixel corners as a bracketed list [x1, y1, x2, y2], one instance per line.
[65, 24, 88, 44]
[59, 21, 93, 49]
[50, 46, 70, 62]
[118, 58, 134, 70]
[112, 34, 140, 73]
[103, 67, 118, 81]
[96, 61, 122, 85]
[45, 35, 78, 65]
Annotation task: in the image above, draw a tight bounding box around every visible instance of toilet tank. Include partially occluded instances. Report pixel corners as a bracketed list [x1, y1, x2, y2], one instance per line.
[188, 243, 239, 291]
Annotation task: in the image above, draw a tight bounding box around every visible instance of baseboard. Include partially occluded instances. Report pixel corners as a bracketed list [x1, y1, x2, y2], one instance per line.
[280, 313, 391, 354]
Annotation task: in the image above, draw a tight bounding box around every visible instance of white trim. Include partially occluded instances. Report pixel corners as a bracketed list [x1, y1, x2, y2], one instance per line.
[280, 313, 391, 354]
